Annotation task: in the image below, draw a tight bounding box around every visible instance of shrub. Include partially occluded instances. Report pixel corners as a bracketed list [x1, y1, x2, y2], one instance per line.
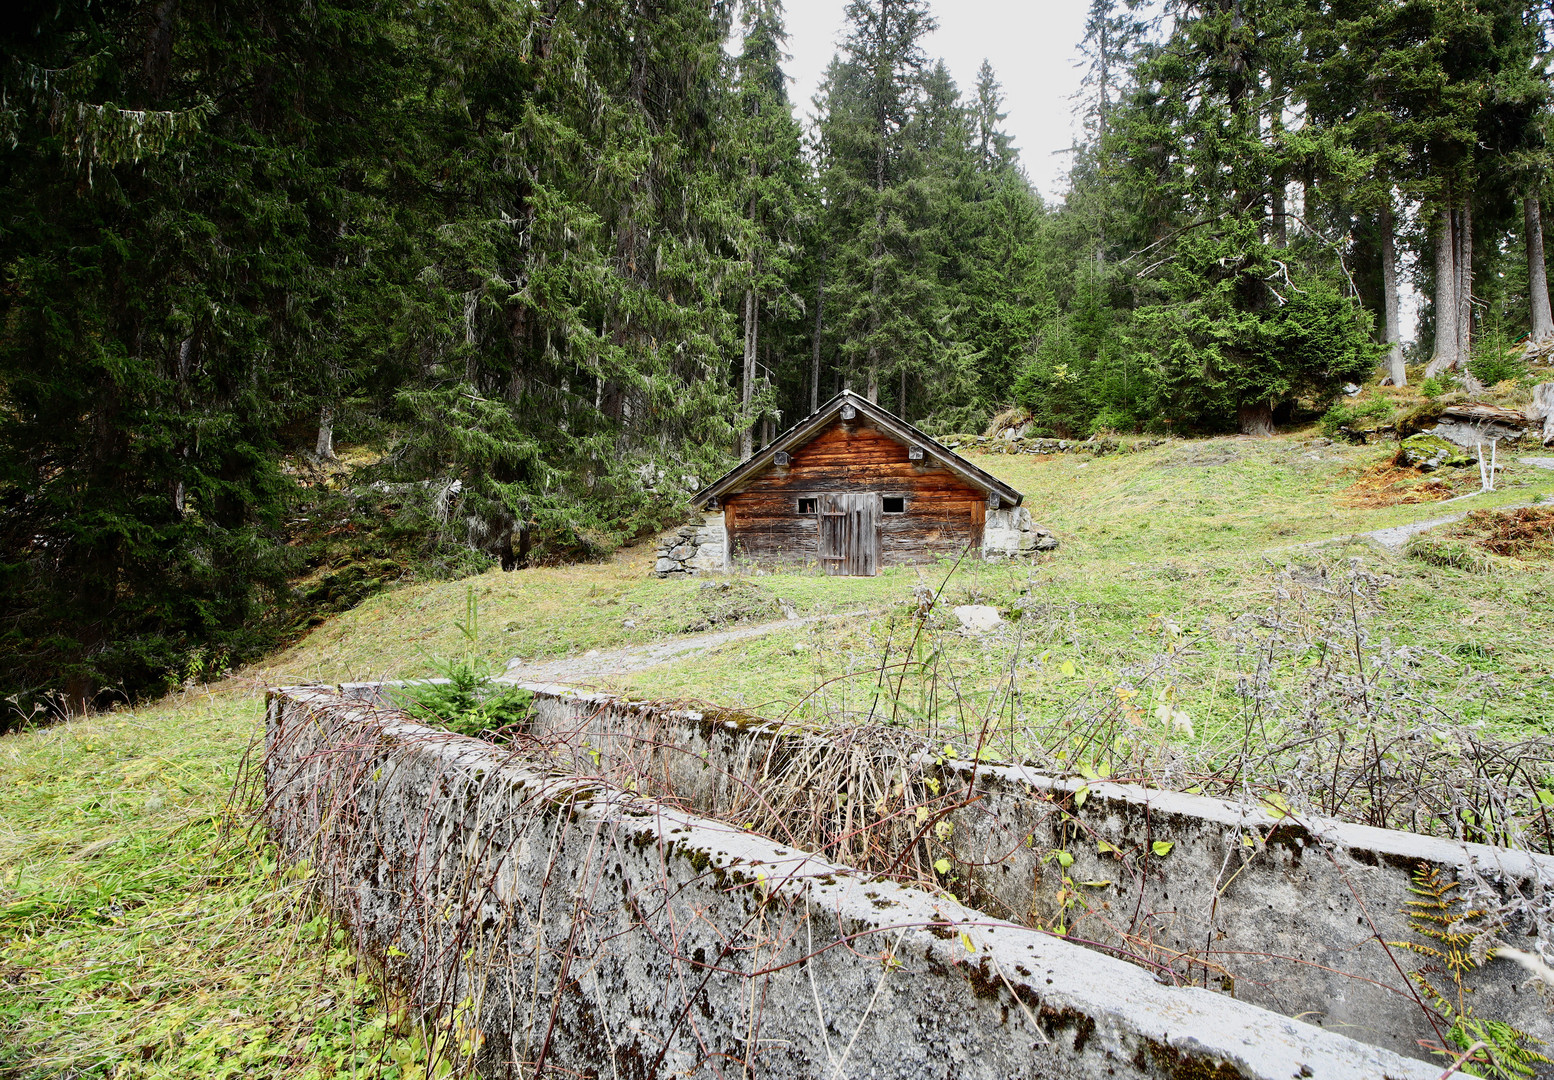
[1319, 397, 1393, 439]
[393, 656, 534, 737]
[1468, 334, 1529, 389]
[391, 586, 532, 737]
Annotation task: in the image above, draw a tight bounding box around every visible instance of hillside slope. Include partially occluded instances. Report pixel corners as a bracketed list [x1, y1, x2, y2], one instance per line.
[4, 432, 1553, 1078]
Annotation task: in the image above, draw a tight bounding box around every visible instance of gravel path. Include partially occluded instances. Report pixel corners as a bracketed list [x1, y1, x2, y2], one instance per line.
[1360, 513, 1476, 550]
[1281, 498, 1542, 552]
[501, 609, 882, 685]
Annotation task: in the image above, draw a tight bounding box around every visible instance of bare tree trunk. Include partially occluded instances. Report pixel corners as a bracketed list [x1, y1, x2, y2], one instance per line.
[315, 405, 337, 461]
[1455, 200, 1472, 368]
[811, 265, 824, 415]
[740, 289, 757, 460]
[144, 0, 180, 97]
[1238, 400, 1275, 437]
[866, 0, 887, 406]
[1528, 187, 1553, 340]
[899, 368, 906, 417]
[868, 204, 883, 404]
[1269, 73, 1287, 248]
[1426, 204, 1458, 378]
[1378, 195, 1405, 386]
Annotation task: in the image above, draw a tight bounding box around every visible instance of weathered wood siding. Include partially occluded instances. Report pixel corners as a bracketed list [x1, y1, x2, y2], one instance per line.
[723, 416, 986, 569]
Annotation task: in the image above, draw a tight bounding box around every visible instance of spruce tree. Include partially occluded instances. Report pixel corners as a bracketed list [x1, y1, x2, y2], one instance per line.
[1106, 0, 1378, 434]
[731, 0, 808, 457]
[0, 0, 421, 707]
[814, 0, 940, 406]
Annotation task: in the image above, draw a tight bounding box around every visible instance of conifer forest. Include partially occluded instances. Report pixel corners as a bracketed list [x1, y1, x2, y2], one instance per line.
[4, 0, 1554, 712]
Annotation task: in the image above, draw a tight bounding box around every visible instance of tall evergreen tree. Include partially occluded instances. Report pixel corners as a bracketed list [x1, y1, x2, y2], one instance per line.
[814, 0, 939, 405]
[1106, 0, 1379, 435]
[731, 0, 808, 458]
[0, 0, 417, 707]
[970, 59, 1018, 174]
[0, 0, 749, 707]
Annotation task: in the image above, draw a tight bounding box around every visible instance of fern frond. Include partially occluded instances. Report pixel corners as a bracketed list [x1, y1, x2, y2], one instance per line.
[1400, 864, 1549, 1080]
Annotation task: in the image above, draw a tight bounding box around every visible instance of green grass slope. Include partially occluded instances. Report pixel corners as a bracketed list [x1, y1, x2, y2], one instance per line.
[3, 431, 1552, 1077]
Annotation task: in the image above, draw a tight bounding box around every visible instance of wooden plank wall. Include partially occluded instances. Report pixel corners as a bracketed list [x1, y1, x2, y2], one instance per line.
[724, 417, 985, 569]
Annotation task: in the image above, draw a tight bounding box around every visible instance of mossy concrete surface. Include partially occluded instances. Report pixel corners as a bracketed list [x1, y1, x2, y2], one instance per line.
[481, 680, 1554, 1064]
[268, 685, 1439, 1079]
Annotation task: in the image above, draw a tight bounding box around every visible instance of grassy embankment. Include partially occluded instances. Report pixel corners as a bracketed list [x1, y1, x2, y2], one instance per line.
[4, 431, 1553, 1078]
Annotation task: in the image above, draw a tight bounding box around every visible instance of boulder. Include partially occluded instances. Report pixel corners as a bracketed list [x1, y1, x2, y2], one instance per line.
[1397, 434, 1472, 472]
[953, 605, 1003, 633]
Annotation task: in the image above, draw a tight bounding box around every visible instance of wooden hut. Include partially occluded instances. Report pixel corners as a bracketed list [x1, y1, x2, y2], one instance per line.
[688, 391, 1029, 577]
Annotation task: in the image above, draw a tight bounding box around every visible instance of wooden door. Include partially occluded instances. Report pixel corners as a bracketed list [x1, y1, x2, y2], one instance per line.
[818, 493, 879, 576]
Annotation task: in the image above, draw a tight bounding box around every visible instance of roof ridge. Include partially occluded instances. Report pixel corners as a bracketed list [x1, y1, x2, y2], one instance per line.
[691, 394, 1023, 508]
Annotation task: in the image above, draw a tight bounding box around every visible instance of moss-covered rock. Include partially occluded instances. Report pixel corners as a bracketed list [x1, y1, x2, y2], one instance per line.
[1396, 434, 1472, 472]
[1395, 399, 1446, 437]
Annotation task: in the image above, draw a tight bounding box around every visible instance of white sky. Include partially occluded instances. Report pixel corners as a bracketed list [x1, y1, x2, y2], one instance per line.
[779, 0, 1093, 201]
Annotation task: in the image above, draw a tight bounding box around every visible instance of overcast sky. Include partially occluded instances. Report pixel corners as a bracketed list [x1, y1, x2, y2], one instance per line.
[778, 0, 1093, 201]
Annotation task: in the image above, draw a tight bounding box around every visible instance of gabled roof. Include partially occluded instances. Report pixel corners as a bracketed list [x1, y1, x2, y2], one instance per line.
[694, 390, 1023, 508]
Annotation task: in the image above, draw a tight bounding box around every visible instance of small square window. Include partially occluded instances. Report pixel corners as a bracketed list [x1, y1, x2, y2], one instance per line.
[882, 497, 906, 514]
[797, 498, 817, 514]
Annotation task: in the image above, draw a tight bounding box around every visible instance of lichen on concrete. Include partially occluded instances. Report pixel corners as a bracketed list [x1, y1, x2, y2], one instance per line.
[265, 685, 1443, 1079]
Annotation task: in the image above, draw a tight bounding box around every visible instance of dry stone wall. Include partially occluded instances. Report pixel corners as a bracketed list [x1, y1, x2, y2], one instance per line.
[653, 512, 727, 576]
[983, 507, 1059, 557]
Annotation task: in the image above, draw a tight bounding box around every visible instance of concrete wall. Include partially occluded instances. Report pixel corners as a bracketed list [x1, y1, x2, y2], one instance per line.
[453, 682, 1554, 1065]
[270, 685, 1440, 1080]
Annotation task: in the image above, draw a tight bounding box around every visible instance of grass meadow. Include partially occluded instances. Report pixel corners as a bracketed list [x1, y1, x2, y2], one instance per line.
[4, 431, 1553, 1077]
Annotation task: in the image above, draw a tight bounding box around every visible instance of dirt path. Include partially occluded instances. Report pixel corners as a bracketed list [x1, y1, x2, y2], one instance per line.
[501, 609, 882, 685]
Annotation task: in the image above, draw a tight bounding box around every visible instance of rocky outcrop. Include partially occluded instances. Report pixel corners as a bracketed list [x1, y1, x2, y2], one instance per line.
[939, 432, 1165, 456]
[652, 513, 726, 577]
[1431, 402, 1535, 447]
[982, 506, 1058, 557]
[1530, 382, 1554, 445]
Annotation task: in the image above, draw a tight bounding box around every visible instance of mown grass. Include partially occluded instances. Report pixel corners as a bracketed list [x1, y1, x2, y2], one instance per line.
[3, 429, 1552, 1077]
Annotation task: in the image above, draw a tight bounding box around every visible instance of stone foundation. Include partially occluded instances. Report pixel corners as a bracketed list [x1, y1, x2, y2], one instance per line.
[983, 506, 1059, 558]
[653, 512, 726, 576]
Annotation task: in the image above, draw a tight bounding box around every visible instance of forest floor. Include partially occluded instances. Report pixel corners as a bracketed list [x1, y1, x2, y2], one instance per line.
[4, 428, 1554, 1078]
